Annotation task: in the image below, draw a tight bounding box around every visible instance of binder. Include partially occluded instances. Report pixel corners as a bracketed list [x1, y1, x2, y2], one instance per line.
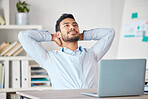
[21, 60, 29, 88]
[0, 63, 5, 88]
[0, 62, 2, 88]
[4, 60, 9, 88]
[0, 62, 3, 88]
[11, 60, 21, 88]
[31, 67, 51, 87]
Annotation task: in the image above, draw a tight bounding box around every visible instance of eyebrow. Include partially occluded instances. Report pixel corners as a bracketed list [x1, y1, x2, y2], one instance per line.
[62, 22, 78, 25]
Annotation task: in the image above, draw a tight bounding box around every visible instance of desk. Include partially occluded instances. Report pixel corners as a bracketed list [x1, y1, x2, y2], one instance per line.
[16, 89, 148, 99]
[0, 87, 52, 99]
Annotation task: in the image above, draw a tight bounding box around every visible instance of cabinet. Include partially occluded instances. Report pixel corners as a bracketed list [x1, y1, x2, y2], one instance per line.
[0, 0, 51, 91]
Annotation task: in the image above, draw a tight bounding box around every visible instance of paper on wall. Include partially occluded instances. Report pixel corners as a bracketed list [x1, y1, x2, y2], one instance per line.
[123, 21, 147, 37]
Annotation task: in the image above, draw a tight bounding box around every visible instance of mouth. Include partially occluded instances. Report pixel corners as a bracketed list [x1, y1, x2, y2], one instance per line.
[68, 30, 78, 34]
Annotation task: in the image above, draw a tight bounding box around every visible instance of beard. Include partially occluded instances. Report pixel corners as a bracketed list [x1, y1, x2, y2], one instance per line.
[61, 30, 80, 42]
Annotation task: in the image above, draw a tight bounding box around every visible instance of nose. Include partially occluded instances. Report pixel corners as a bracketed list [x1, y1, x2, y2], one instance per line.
[70, 24, 74, 29]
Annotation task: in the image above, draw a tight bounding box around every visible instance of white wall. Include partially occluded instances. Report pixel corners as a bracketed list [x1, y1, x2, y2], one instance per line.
[107, 0, 124, 59]
[117, 0, 148, 79]
[9, 0, 124, 59]
[117, 0, 148, 60]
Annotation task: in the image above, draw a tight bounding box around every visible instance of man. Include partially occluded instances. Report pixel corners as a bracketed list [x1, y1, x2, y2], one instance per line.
[18, 13, 115, 90]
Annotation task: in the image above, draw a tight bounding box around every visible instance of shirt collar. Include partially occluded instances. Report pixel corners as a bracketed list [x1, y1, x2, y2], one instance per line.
[61, 46, 83, 55]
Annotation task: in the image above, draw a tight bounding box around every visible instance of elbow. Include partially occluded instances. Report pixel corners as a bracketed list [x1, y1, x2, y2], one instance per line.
[110, 28, 115, 38]
[18, 30, 32, 39]
[18, 31, 25, 42]
[18, 30, 31, 42]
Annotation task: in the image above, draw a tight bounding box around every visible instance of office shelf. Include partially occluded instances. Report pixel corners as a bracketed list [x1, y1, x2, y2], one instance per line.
[0, 87, 52, 93]
[0, 56, 33, 60]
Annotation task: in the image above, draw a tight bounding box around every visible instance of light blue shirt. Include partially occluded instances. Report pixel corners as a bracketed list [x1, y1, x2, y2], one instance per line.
[18, 28, 115, 90]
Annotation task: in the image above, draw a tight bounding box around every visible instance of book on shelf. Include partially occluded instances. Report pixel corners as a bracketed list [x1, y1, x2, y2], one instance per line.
[0, 41, 24, 56]
[31, 69, 45, 73]
[31, 83, 51, 87]
[31, 79, 51, 87]
[0, 42, 7, 50]
[0, 43, 10, 53]
[12, 47, 24, 56]
[0, 15, 6, 25]
[31, 78, 50, 83]
[4, 42, 21, 56]
[0, 41, 18, 56]
[31, 67, 51, 87]
[31, 74, 49, 78]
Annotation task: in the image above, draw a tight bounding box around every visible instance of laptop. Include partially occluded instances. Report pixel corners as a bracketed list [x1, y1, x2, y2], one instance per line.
[81, 59, 146, 97]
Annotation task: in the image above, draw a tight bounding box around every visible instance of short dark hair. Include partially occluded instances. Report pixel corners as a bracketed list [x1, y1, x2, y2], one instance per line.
[55, 13, 75, 32]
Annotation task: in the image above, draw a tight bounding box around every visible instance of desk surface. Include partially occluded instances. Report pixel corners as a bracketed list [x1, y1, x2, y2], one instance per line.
[16, 88, 148, 99]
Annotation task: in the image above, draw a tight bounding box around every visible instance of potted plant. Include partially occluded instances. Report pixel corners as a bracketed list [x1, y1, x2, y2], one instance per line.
[15, 0, 30, 25]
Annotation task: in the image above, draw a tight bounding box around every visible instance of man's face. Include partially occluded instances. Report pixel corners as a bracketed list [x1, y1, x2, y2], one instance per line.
[59, 18, 80, 42]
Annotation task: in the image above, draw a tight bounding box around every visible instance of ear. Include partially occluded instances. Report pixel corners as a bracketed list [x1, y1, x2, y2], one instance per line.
[56, 31, 61, 38]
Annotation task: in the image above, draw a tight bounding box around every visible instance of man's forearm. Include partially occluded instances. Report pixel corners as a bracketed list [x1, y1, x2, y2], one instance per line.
[83, 28, 115, 40]
[19, 30, 52, 42]
[18, 30, 51, 66]
[84, 28, 115, 62]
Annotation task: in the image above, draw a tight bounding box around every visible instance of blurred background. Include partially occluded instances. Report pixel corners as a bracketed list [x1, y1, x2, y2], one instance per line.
[0, 0, 148, 90]
[1, 0, 148, 64]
